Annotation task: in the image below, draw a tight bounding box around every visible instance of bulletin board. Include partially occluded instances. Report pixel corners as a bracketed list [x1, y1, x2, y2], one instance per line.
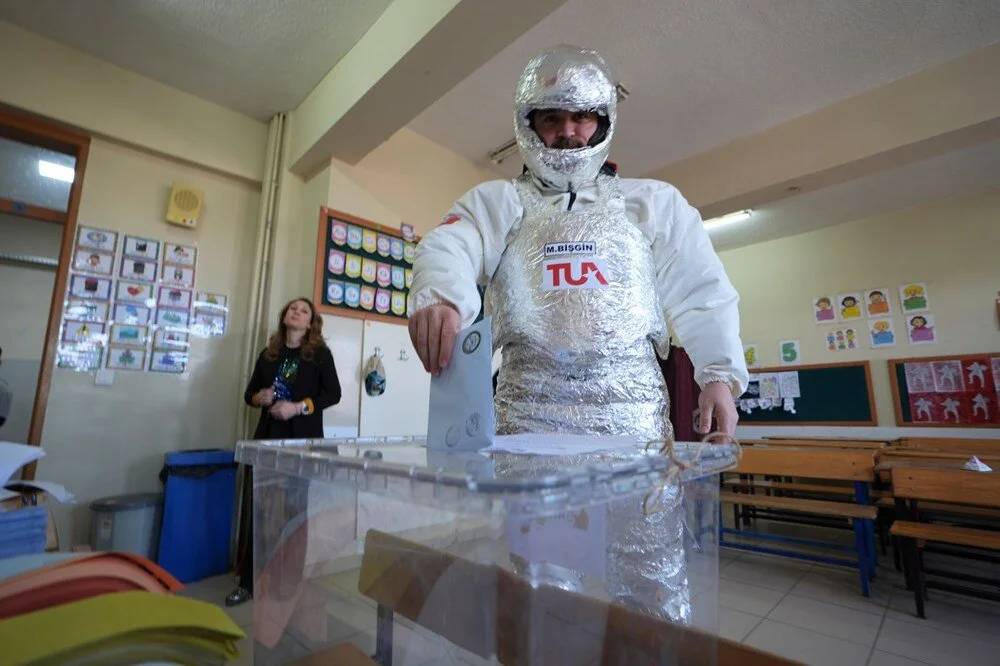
[888, 353, 1000, 428]
[313, 207, 417, 326]
[738, 361, 877, 426]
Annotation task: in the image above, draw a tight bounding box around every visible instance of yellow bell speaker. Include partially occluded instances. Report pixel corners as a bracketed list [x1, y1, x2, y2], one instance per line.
[166, 183, 203, 229]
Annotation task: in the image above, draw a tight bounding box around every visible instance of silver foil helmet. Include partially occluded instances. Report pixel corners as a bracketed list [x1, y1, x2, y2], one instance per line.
[514, 45, 617, 191]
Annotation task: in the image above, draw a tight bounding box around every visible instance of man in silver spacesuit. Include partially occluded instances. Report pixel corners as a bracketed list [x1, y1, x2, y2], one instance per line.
[409, 45, 748, 441]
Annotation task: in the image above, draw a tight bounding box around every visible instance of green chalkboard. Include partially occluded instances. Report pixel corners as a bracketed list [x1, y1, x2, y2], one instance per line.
[737, 361, 876, 425]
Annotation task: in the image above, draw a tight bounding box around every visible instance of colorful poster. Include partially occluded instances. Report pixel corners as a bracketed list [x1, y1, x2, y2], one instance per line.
[122, 235, 160, 260]
[867, 318, 896, 348]
[779, 340, 800, 365]
[119, 257, 157, 283]
[72, 249, 114, 276]
[904, 362, 935, 394]
[344, 254, 362, 278]
[154, 329, 189, 351]
[326, 279, 344, 305]
[77, 226, 117, 252]
[161, 264, 195, 288]
[110, 324, 147, 347]
[905, 313, 936, 345]
[113, 303, 152, 325]
[106, 346, 145, 371]
[743, 344, 760, 369]
[346, 225, 363, 250]
[864, 288, 892, 318]
[835, 292, 863, 321]
[376, 262, 392, 287]
[375, 288, 391, 314]
[992, 358, 1000, 395]
[390, 237, 404, 261]
[62, 321, 105, 344]
[150, 351, 187, 374]
[401, 223, 415, 241]
[391, 265, 405, 290]
[391, 290, 406, 316]
[65, 300, 109, 323]
[191, 312, 226, 338]
[327, 249, 346, 275]
[403, 242, 416, 265]
[812, 296, 836, 324]
[360, 285, 376, 311]
[68, 274, 112, 300]
[376, 233, 391, 257]
[404, 269, 413, 288]
[344, 283, 361, 308]
[362, 228, 378, 254]
[157, 286, 192, 309]
[331, 220, 348, 246]
[899, 282, 929, 313]
[116, 280, 154, 305]
[163, 243, 197, 266]
[194, 292, 228, 312]
[361, 257, 377, 283]
[156, 308, 190, 329]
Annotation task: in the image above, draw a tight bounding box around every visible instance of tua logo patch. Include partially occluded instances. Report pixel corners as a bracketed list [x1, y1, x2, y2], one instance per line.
[542, 257, 610, 290]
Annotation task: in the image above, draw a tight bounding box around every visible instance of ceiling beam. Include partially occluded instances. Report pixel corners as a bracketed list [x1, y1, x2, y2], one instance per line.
[648, 42, 1000, 218]
[289, 0, 569, 176]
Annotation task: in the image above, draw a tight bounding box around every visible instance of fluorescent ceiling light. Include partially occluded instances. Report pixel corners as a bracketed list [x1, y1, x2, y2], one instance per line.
[38, 160, 75, 183]
[703, 209, 752, 231]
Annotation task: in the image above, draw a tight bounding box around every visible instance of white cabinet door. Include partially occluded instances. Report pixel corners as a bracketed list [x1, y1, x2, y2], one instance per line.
[358, 319, 430, 437]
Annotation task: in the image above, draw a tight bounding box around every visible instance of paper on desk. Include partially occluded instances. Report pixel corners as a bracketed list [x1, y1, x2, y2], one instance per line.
[963, 456, 993, 472]
[0, 442, 45, 485]
[427, 317, 495, 451]
[484, 433, 641, 455]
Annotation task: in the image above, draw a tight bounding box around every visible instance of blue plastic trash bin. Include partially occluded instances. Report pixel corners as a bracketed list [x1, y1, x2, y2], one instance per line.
[157, 448, 237, 582]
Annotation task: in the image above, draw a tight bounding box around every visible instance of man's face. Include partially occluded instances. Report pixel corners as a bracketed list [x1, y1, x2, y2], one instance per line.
[531, 109, 600, 149]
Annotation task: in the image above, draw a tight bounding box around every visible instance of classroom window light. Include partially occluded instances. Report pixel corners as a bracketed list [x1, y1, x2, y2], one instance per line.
[703, 209, 752, 231]
[38, 160, 75, 183]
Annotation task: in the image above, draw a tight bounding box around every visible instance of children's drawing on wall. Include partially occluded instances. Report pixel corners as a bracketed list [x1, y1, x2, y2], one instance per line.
[743, 344, 760, 369]
[864, 288, 892, 317]
[965, 361, 988, 390]
[904, 362, 935, 394]
[779, 340, 800, 365]
[836, 293, 863, 321]
[813, 296, 836, 323]
[992, 358, 1000, 395]
[868, 319, 896, 348]
[906, 313, 936, 345]
[845, 328, 857, 350]
[835, 329, 846, 350]
[972, 394, 991, 421]
[825, 331, 837, 351]
[931, 360, 964, 392]
[940, 397, 961, 423]
[899, 282, 929, 313]
[913, 396, 934, 422]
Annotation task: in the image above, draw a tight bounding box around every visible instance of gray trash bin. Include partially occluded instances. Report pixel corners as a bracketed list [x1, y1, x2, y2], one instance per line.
[90, 493, 163, 558]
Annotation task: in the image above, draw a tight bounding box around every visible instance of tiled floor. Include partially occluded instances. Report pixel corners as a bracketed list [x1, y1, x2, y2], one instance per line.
[184, 549, 1000, 665]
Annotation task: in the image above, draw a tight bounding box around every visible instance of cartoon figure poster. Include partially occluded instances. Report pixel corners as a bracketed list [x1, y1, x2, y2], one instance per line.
[864, 288, 892, 318]
[867, 318, 896, 348]
[906, 313, 936, 345]
[163, 243, 197, 267]
[72, 249, 114, 276]
[77, 226, 117, 253]
[899, 282, 929, 313]
[812, 296, 836, 324]
[743, 344, 760, 369]
[836, 293, 863, 321]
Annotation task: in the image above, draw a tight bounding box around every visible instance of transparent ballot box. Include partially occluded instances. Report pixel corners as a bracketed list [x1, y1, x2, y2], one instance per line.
[237, 437, 739, 665]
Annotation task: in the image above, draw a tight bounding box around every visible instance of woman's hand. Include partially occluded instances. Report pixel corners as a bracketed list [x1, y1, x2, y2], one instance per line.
[254, 387, 275, 407]
[268, 400, 300, 421]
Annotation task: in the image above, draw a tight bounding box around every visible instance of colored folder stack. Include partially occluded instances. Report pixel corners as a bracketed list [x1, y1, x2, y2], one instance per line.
[0, 552, 244, 664]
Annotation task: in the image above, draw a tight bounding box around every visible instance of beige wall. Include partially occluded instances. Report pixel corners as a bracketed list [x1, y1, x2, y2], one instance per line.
[37, 139, 260, 544]
[723, 186, 1000, 439]
[0, 21, 266, 183]
[0, 214, 62, 444]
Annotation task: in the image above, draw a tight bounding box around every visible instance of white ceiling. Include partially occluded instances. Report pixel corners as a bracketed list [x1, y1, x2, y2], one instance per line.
[0, 0, 392, 120]
[410, 0, 1000, 179]
[708, 139, 1000, 252]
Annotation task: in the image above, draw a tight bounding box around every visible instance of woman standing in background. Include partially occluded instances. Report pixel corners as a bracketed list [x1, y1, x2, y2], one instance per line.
[228, 297, 341, 606]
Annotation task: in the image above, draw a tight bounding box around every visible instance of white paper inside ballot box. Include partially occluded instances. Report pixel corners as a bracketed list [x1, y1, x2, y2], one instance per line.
[506, 505, 607, 585]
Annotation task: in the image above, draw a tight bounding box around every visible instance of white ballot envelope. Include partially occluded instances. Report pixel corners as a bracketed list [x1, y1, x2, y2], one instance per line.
[427, 317, 495, 450]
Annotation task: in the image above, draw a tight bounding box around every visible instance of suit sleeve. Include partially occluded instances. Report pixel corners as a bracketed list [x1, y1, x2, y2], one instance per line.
[310, 346, 342, 411]
[243, 350, 270, 407]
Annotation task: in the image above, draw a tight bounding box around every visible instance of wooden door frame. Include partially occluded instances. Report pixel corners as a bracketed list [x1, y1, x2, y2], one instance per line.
[0, 105, 91, 479]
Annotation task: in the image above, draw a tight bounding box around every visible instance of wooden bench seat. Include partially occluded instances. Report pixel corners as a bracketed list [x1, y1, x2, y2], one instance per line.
[723, 478, 856, 497]
[890, 521, 1000, 550]
[876, 496, 1000, 519]
[721, 491, 876, 520]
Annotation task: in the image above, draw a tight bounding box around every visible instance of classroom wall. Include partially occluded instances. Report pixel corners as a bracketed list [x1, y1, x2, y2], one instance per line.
[36, 139, 260, 544]
[722, 185, 1000, 440]
[0, 213, 62, 444]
